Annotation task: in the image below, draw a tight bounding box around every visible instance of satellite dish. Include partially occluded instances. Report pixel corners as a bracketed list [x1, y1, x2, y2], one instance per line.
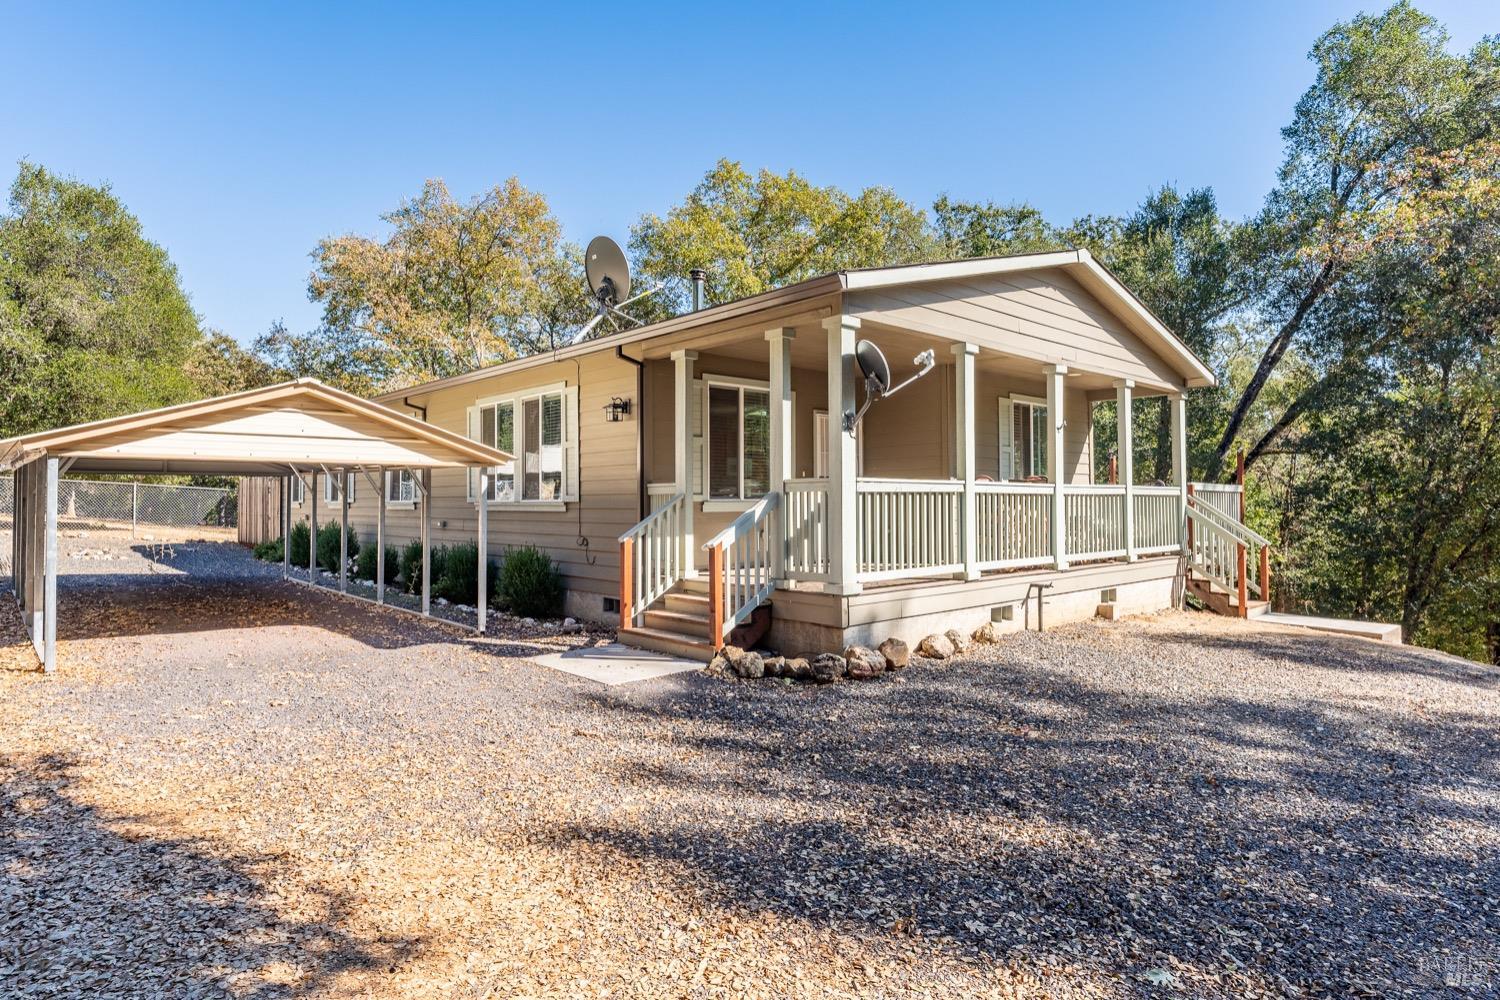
[585, 235, 630, 306]
[855, 340, 892, 394]
[568, 236, 664, 346]
[845, 339, 938, 431]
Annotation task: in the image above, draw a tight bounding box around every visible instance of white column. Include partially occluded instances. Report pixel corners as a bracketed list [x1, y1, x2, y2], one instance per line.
[42, 457, 58, 674]
[339, 468, 349, 592]
[1115, 379, 1136, 561]
[671, 349, 698, 577]
[766, 326, 795, 583]
[1046, 364, 1068, 570]
[309, 471, 318, 580]
[1171, 392, 1188, 551]
[954, 342, 979, 580]
[281, 475, 290, 579]
[376, 468, 387, 604]
[477, 470, 489, 633]
[823, 314, 861, 594]
[420, 468, 432, 616]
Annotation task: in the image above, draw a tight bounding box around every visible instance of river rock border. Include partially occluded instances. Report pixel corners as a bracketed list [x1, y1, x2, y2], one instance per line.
[706, 622, 1005, 683]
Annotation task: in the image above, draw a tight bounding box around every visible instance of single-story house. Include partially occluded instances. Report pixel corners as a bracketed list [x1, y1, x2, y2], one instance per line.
[265, 249, 1272, 657]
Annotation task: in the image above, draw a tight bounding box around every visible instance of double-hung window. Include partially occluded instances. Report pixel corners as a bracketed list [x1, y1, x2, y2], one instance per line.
[290, 475, 305, 505]
[1004, 398, 1049, 480]
[469, 385, 575, 504]
[706, 380, 770, 501]
[323, 471, 356, 505]
[385, 469, 417, 506]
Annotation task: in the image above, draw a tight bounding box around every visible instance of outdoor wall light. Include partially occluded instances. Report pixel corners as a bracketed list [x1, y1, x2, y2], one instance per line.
[603, 396, 631, 422]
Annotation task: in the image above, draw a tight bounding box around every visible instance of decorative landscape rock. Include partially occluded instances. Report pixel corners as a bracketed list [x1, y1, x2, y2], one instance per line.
[877, 637, 910, 670]
[844, 645, 886, 681]
[763, 655, 785, 678]
[810, 653, 847, 684]
[783, 657, 812, 680]
[918, 633, 956, 659]
[944, 628, 969, 654]
[724, 646, 764, 679]
[970, 622, 1001, 645]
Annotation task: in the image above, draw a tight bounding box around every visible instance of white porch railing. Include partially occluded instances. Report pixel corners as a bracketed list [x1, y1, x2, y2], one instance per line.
[783, 478, 831, 581]
[1133, 485, 1181, 555]
[1063, 485, 1127, 561]
[856, 478, 964, 582]
[646, 481, 677, 514]
[703, 492, 780, 643]
[1190, 482, 1241, 520]
[1186, 493, 1272, 614]
[975, 482, 1053, 570]
[618, 491, 687, 627]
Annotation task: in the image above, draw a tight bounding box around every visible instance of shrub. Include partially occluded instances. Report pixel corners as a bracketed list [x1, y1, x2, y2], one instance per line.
[400, 539, 448, 594]
[354, 542, 400, 583]
[288, 521, 311, 566]
[252, 537, 283, 562]
[499, 545, 563, 619]
[434, 540, 500, 606]
[315, 521, 359, 572]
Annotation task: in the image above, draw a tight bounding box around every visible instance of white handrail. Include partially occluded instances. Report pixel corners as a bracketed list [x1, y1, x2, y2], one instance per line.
[703, 492, 779, 643]
[1186, 498, 1270, 603]
[619, 491, 687, 626]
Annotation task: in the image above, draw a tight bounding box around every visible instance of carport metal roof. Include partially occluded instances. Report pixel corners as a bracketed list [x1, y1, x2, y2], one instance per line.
[0, 377, 509, 476]
[3, 378, 513, 673]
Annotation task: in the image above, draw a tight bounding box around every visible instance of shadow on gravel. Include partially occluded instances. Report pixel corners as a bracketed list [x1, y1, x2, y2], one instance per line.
[566, 638, 1499, 996]
[0, 751, 417, 997]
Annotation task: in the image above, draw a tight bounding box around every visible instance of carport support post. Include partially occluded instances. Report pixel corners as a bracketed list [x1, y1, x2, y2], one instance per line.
[477, 470, 489, 633]
[375, 468, 386, 605]
[281, 475, 290, 580]
[42, 457, 58, 673]
[339, 467, 349, 594]
[420, 468, 431, 617]
[309, 471, 318, 581]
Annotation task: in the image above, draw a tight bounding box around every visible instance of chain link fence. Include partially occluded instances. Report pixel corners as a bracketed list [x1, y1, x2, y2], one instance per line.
[0, 476, 235, 530]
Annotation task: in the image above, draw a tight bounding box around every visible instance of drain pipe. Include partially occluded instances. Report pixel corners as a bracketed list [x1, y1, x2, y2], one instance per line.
[1025, 582, 1054, 631]
[615, 345, 646, 520]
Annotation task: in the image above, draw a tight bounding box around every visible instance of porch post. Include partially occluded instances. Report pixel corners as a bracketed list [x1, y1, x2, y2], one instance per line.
[1171, 392, 1189, 552]
[281, 475, 290, 580]
[339, 468, 349, 593]
[477, 470, 489, 633]
[420, 468, 432, 616]
[766, 326, 795, 583]
[1046, 364, 1068, 570]
[671, 349, 698, 578]
[309, 471, 318, 581]
[42, 456, 58, 674]
[823, 314, 861, 595]
[375, 468, 386, 604]
[1115, 380, 1136, 561]
[953, 342, 979, 580]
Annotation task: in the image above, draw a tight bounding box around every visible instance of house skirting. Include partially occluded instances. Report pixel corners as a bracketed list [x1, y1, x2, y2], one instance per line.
[765, 556, 1183, 654]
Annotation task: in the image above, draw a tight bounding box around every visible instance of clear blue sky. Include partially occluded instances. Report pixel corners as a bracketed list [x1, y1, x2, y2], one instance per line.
[1, 1, 1491, 345]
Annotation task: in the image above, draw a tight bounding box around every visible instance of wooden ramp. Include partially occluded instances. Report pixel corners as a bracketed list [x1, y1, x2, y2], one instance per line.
[1255, 612, 1402, 644]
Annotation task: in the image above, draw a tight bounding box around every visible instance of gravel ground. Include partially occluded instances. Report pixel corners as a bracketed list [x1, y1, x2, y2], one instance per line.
[1, 534, 1497, 998]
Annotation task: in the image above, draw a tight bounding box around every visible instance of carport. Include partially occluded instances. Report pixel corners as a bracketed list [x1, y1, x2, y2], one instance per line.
[0, 378, 512, 672]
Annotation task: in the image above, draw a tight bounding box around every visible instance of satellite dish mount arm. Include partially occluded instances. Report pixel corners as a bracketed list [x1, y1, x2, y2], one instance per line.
[844, 348, 936, 432]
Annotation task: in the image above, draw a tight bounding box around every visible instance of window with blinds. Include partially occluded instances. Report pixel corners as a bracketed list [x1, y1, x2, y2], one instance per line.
[469, 386, 574, 504]
[385, 469, 416, 504]
[706, 381, 771, 501]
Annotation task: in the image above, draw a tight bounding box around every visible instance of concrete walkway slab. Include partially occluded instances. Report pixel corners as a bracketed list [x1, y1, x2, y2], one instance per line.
[529, 642, 704, 686]
[1257, 612, 1403, 644]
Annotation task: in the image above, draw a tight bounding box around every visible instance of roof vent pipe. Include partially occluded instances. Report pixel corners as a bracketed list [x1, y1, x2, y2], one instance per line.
[689, 268, 706, 312]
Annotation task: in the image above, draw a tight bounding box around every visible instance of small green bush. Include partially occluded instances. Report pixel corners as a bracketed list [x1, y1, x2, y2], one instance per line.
[354, 541, 400, 582]
[288, 521, 311, 566]
[499, 545, 563, 619]
[315, 521, 359, 572]
[434, 540, 500, 606]
[400, 539, 448, 594]
[252, 537, 283, 562]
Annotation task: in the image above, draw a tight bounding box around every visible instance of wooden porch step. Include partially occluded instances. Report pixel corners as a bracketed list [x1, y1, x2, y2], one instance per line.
[662, 591, 711, 615]
[617, 626, 715, 662]
[643, 608, 711, 638]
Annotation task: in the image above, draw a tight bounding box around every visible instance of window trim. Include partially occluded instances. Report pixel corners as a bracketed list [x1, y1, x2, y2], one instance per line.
[323, 470, 356, 506]
[704, 375, 774, 504]
[384, 469, 418, 508]
[289, 474, 305, 505]
[467, 381, 574, 507]
[1006, 393, 1049, 481]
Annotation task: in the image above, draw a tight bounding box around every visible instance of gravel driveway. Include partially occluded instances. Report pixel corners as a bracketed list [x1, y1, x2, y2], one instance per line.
[2, 534, 1496, 998]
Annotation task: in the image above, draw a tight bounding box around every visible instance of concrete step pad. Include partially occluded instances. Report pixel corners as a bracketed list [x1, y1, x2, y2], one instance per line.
[1256, 612, 1402, 644]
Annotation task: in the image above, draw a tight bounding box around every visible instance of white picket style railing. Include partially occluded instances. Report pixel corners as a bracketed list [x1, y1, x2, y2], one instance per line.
[856, 478, 964, 582]
[646, 482, 678, 514]
[1133, 486, 1181, 555]
[975, 482, 1053, 571]
[703, 492, 780, 643]
[618, 491, 688, 626]
[1186, 494, 1271, 604]
[1190, 482, 1241, 520]
[783, 478, 831, 581]
[1063, 485, 1127, 561]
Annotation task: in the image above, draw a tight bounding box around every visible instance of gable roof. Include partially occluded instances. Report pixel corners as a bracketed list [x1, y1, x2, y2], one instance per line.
[377, 249, 1215, 402]
[0, 378, 513, 476]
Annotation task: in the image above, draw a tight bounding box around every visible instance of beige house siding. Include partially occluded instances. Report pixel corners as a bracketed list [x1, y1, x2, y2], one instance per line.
[846, 268, 1186, 390]
[289, 350, 641, 620]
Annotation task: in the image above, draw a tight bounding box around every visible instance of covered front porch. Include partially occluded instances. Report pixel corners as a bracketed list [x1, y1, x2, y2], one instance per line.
[620, 310, 1195, 652]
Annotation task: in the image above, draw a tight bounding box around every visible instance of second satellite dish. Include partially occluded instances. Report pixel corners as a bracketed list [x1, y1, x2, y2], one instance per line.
[847, 340, 937, 431]
[585, 235, 630, 306]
